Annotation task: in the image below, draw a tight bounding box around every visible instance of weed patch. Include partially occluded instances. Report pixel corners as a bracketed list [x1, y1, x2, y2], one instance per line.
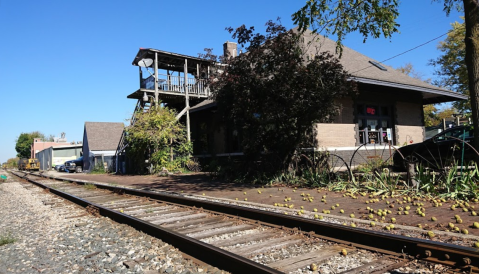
[90, 164, 106, 174]
[84, 183, 97, 190]
[0, 232, 16, 246]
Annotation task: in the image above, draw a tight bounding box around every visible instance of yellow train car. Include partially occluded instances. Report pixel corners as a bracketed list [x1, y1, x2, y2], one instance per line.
[26, 159, 40, 171]
[18, 158, 40, 171]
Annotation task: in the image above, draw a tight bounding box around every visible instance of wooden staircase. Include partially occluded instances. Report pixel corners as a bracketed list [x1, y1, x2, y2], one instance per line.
[114, 99, 152, 173]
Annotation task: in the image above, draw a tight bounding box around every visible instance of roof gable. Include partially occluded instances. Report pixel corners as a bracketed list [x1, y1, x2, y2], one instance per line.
[84, 122, 124, 151]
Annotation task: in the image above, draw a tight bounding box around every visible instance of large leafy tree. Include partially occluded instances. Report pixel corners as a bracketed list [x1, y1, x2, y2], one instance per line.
[210, 21, 356, 173]
[430, 20, 469, 113]
[125, 105, 191, 174]
[293, 0, 479, 152]
[423, 105, 441, 127]
[15, 131, 46, 158]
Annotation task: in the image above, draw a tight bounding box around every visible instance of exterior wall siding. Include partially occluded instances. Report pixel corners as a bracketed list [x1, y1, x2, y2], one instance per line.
[35, 146, 81, 170]
[396, 125, 425, 146]
[315, 123, 356, 147]
[332, 97, 354, 123]
[395, 101, 424, 145]
[36, 147, 52, 170]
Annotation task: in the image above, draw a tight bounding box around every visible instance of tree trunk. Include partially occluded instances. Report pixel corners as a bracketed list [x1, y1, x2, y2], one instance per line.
[463, 0, 479, 157]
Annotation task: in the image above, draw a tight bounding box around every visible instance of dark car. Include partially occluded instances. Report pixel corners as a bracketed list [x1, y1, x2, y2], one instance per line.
[54, 164, 65, 172]
[393, 126, 475, 171]
[64, 156, 83, 173]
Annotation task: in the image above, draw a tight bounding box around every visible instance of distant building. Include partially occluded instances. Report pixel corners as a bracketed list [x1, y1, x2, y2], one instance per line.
[82, 122, 124, 172]
[30, 133, 71, 159]
[36, 144, 82, 170]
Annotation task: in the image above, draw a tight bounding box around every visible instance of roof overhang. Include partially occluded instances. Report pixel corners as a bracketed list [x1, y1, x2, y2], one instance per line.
[132, 48, 214, 72]
[190, 99, 216, 113]
[351, 77, 468, 104]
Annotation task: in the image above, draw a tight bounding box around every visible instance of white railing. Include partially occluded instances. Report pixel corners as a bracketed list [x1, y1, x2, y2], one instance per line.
[141, 74, 209, 96]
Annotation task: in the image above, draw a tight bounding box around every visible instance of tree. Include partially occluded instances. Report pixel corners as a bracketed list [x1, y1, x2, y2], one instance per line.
[430, 20, 470, 113]
[5, 157, 19, 168]
[15, 131, 45, 158]
[4, 158, 17, 168]
[437, 106, 458, 120]
[396, 62, 432, 84]
[125, 104, 192, 174]
[210, 21, 356, 174]
[293, 0, 479, 153]
[423, 105, 441, 127]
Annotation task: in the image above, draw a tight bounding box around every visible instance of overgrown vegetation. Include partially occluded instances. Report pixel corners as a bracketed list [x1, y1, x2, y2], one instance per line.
[210, 148, 479, 201]
[125, 104, 192, 174]
[0, 232, 16, 246]
[90, 163, 107, 174]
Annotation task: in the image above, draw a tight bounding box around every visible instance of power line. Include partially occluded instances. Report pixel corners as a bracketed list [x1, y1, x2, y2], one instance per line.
[351, 25, 465, 74]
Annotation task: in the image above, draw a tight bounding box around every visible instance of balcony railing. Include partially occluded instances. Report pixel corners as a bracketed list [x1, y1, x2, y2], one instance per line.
[140, 74, 209, 97]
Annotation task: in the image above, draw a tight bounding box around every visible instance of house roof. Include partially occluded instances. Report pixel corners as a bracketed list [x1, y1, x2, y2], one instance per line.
[301, 30, 467, 104]
[84, 122, 124, 151]
[190, 99, 216, 113]
[132, 48, 213, 72]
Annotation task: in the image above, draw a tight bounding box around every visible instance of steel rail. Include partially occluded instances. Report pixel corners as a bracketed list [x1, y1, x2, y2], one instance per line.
[11, 171, 282, 274]
[17, 171, 479, 272]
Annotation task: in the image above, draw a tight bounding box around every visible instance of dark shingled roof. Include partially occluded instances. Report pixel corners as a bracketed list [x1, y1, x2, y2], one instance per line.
[84, 122, 124, 151]
[300, 30, 467, 103]
[189, 30, 466, 111]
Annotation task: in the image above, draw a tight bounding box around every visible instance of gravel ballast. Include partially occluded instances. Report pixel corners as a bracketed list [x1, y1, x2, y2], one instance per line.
[0, 173, 225, 274]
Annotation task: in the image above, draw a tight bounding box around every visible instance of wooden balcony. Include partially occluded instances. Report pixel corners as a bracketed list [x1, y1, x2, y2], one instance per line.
[127, 48, 213, 102]
[127, 75, 210, 102]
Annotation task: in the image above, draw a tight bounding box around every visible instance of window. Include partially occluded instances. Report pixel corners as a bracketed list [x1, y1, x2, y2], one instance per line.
[357, 104, 393, 145]
[434, 127, 473, 142]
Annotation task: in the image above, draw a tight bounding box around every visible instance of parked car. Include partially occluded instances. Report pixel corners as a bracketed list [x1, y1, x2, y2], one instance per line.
[54, 164, 65, 172]
[64, 156, 83, 173]
[393, 126, 475, 171]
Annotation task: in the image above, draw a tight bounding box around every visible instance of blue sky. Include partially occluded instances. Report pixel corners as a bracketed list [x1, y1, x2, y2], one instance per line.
[0, 0, 463, 163]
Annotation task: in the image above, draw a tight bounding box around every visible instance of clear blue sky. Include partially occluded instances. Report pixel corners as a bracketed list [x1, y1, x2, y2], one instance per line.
[0, 0, 463, 164]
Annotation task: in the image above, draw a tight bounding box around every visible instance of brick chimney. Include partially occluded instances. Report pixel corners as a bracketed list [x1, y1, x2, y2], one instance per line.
[223, 41, 237, 59]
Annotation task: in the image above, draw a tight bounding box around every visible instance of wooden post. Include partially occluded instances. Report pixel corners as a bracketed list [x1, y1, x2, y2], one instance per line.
[154, 52, 159, 105]
[196, 63, 200, 94]
[184, 59, 191, 142]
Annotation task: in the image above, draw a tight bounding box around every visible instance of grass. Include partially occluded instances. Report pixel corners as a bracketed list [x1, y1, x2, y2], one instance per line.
[84, 183, 97, 190]
[0, 232, 16, 246]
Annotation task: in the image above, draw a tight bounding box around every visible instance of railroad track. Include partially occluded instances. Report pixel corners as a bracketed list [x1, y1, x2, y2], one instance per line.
[10, 170, 479, 274]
